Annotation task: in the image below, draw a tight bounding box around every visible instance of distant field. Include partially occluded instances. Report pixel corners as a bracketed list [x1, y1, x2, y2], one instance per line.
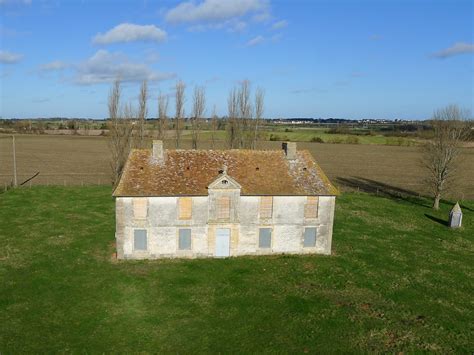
[1, 187, 472, 352]
[1, 134, 473, 199]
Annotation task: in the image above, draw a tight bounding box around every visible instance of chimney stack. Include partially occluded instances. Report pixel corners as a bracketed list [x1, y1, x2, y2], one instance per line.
[282, 142, 297, 160]
[152, 140, 166, 162]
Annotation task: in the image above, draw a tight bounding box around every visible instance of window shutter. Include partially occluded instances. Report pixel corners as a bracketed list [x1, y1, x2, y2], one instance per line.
[217, 196, 230, 220]
[304, 196, 319, 219]
[259, 228, 272, 248]
[259, 196, 273, 219]
[178, 229, 192, 250]
[134, 229, 147, 251]
[179, 197, 192, 220]
[133, 198, 148, 219]
[303, 227, 317, 247]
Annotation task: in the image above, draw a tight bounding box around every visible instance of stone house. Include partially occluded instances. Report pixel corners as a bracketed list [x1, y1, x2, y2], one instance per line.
[112, 141, 338, 259]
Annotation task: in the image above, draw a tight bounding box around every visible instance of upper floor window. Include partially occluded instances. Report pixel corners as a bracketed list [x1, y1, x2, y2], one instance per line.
[304, 196, 319, 219]
[217, 196, 230, 220]
[133, 198, 148, 219]
[259, 196, 273, 219]
[178, 197, 192, 220]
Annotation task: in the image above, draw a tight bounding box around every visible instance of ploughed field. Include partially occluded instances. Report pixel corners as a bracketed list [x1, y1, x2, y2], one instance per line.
[0, 134, 473, 199]
[0, 186, 472, 352]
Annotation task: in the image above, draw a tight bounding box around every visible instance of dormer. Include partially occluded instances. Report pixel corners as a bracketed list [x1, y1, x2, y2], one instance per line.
[207, 166, 241, 223]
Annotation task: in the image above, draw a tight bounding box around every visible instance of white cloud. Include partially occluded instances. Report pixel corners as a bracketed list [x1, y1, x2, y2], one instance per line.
[93, 23, 167, 45]
[246, 35, 264, 46]
[165, 0, 269, 23]
[74, 50, 175, 85]
[271, 19, 287, 30]
[432, 42, 474, 59]
[0, 50, 23, 64]
[39, 60, 68, 71]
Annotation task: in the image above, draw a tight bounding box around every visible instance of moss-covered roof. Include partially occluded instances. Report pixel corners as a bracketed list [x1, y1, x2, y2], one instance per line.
[113, 148, 339, 197]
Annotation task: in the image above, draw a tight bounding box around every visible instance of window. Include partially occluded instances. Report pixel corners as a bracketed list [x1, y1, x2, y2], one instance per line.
[179, 229, 192, 250]
[133, 198, 148, 219]
[134, 229, 147, 251]
[217, 196, 230, 220]
[304, 196, 319, 219]
[178, 197, 192, 220]
[303, 227, 317, 247]
[259, 228, 272, 248]
[259, 196, 273, 219]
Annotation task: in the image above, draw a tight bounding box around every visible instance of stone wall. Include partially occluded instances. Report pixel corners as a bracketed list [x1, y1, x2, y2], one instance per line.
[115, 195, 336, 259]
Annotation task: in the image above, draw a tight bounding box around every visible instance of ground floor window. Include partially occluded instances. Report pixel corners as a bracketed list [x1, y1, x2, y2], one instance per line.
[179, 228, 192, 250]
[303, 227, 317, 247]
[134, 229, 147, 251]
[259, 228, 272, 248]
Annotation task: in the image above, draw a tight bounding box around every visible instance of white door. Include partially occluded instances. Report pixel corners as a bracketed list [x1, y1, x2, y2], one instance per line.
[215, 228, 231, 257]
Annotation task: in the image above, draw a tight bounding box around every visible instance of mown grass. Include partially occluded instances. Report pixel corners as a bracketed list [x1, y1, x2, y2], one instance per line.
[0, 187, 473, 352]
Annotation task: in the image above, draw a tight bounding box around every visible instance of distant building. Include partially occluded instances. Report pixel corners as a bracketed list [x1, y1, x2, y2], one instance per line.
[112, 141, 338, 259]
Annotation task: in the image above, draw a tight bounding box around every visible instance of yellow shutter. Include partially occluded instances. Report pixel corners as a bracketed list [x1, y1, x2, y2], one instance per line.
[304, 196, 319, 218]
[260, 196, 273, 219]
[133, 198, 148, 219]
[179, 197, 192, 220]
[217, 196, 230, 219]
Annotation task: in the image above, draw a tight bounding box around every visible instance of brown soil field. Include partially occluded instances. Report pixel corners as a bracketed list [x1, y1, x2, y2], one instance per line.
[1, 134, 473, 199]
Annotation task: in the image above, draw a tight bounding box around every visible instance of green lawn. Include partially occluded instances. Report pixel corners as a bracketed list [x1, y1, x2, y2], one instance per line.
[0, 187, 472, 352]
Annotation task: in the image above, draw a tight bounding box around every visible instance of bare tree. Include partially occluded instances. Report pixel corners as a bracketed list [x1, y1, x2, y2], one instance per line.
[136, 80, 148, 148]
[157, 91, 168, 140]
[253, 87, 265, 149]
[226, 86, 240, 148]
[108, 79, 134, 185]
[210, 105, 218, 149]
[422, 104, 470, 210]
[238, 80, 253, 148]
[191, 86, 206, 149]
[174, 80, 185, 148]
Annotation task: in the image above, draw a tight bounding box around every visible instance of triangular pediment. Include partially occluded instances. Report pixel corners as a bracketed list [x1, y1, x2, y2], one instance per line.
[208, 173, 241, 190]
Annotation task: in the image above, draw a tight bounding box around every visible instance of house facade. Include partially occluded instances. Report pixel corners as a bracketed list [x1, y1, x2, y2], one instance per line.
[113, 141, 338, 259]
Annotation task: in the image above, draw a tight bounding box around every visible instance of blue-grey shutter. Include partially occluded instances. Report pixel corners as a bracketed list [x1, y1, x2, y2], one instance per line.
[259, 228, 272, 248]
[303, 227, 317, 247]
[134, 229, 147, 250]
[179, 229, 192, 250]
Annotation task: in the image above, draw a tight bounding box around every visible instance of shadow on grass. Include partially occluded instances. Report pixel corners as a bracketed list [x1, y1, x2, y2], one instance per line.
[424, 213, 448, 227]
[336, 176, 431, 207]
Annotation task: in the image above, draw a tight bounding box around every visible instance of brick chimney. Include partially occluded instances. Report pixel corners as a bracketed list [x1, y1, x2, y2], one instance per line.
[282, 142, 297, 160]
[152, 140, 166, 162]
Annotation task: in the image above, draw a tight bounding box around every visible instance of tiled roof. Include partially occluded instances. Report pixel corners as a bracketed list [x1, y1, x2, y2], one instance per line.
[113, 148, 339, 197]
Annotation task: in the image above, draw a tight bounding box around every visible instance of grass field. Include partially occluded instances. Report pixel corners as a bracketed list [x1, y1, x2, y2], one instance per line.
[0, 187, 473, 352]
[1, 134, 473, 199]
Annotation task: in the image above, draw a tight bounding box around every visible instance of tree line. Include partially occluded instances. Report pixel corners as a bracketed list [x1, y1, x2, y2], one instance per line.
[108, 79, 265, 185]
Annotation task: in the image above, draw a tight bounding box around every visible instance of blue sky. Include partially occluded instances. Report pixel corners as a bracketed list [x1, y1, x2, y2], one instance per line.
[0, 0, 473, 119]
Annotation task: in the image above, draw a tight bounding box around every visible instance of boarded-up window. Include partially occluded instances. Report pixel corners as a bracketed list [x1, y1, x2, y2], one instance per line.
[134, 229, 147, 251]
[259, 196, 273, 219]
[178, 197, 192, 220]
[133, 198, 148, 219]
[179, 229, 191, 250]
[217, 196, 230, 220]
[304, 196, 319, 219]
[259, 228, 272, 248]
[303, 227, 317, 247]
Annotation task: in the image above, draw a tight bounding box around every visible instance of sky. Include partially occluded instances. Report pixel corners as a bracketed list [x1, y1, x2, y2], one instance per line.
[0, 0, 473, 120]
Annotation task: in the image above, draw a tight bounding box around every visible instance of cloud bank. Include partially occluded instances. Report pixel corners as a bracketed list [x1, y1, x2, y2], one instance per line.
[432, 42, 474, 59]
[93, 23, 167, 45]
[0, 50, 23, 64]
[74, 50, 175, 85]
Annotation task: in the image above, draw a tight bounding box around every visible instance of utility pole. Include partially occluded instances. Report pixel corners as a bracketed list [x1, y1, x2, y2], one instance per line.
[12, 135, 17, 187]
